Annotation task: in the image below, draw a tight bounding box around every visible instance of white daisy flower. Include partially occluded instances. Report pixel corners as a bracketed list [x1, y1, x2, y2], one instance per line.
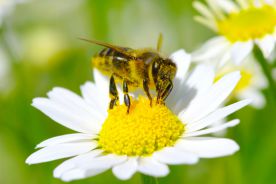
[215, 56, 267, 108]
[192, 0, 276, 66]
[26, 50, 250, 182]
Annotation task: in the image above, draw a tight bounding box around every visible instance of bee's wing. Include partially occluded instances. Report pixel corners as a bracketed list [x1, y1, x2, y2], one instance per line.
[78, 37, 135, 58]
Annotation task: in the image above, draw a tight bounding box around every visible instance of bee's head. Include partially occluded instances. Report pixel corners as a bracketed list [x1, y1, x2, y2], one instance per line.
[152, 58, 176, 83]
[152, 58, 176, 102]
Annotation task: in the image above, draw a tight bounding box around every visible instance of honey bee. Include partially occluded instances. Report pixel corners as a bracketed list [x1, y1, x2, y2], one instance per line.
[80, 35, 176, 113]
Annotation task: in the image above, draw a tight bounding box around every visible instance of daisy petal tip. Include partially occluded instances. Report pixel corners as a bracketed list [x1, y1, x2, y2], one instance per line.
[60, 169, 86, 182]
[223, 139, 240, 155]
[227, 71, 241, 82]
[81, 81, 93, 88]
[233, 70, 241, 77]
[53, 169, 62, 178]
[243, 98, 253, 106]
[25, 155, 36, 165]
[112, 168, 131, 181]
[53, 163, 75, 178]
[230, 141, 240, 154]
[185, 156, 199, 165]
[35, 144, 42, 149]
[230, 119, 240, 127]
[112, 158, 138, 180]
[31, 97, 43, 106]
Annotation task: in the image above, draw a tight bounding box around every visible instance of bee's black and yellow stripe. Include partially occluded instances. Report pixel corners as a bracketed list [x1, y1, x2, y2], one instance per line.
[92, 48, 148, 90]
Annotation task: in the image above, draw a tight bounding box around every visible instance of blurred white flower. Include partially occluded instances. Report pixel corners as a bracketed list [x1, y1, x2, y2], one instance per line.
[192, 0, 276, 66]
[211, 57, 267, 136]
[26, 50, 250, 181]
[0, 0, 25, 25]
[215, 56, 267, 108]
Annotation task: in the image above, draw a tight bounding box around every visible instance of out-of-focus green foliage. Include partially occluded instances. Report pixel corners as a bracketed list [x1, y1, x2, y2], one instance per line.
[0, 0, 275, 184]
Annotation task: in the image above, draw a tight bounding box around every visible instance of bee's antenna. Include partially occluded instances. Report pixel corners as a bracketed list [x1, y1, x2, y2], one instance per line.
[78, 37, 134, 57]
[77, 37, 101, 45]
[157, 33, 163, 52]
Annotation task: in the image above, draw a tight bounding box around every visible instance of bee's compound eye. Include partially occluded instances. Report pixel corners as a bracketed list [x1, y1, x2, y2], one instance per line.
[152, 61, 159, 85]
[153, 61, 159, 71]
[152, 61, 159, 75]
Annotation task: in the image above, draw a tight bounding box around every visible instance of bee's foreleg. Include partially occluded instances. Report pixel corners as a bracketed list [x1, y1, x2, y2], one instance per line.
[109, 75, 119, 109]
[143, 79, 152, 106]
[123, 79, 131, 113]
[157, 79, 173, 104]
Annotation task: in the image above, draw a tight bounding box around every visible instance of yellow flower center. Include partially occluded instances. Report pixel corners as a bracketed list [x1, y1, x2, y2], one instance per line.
[217, 5, 276, 42]
[235, 70, 253, 92]
[215, 68, 253, 94]
[98, 97, 184, 156]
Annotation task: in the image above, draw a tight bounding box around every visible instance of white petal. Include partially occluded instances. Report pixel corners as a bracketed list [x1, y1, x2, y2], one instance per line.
[184, 119, 240, 137]
[79, 154, 127, 170]
[112, 157, 138, 180]
[54, 150, 102, 178]
[236, 0, 249, 8]
[166, 50, 192, 109]
[47, 87, 105, 122]
[194, 16, 217, 31]
[93, 69, 109, 93]
[192, 37, 229, 62]
[60, 168, 86, 182]
[176, 137, 239, 158]
[173, 64, 215, 114]
[218, 50, 231, 68]
[26, 142, 96, 164]
[231, 41, 253, 65]
[210, 118, 227, 136]
[80, 81, 108, 116]
[32, 98, 100, 134]
[36, 133, 94, 148]
[169, 49, 191, 80]
[186, 99, 251, 132]
[264, 0, 275, 5]
[93, 69, 125, 104]
[138, 157, 169, 177]
[215, 0, 239, 13]
[153, 147, 198, 165]
[58, 154, 127, 181]
[180, 71, 241, 123]
[61, 168, 107, 182]
[256, 35, 275, 58]
[238, 89, 266, 108]
[193, 1, 215, 19]
[206, 0, 225, 19]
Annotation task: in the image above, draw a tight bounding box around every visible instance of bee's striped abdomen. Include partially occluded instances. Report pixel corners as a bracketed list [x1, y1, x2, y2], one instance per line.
[92, 48, 132, 78]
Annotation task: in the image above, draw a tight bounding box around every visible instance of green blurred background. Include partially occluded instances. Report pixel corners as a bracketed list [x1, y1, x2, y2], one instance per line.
[0, 0, 275, 184]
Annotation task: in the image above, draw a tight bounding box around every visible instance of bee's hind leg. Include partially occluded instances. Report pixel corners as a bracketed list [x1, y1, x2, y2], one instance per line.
[109, 75, 119, 109]
[143, 79, 152, 106]
[123, 79, 131, 113]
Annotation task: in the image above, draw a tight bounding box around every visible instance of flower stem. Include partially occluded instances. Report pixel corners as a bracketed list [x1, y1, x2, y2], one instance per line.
[141, 174, 159, 184]
[253, 46, 276, 103]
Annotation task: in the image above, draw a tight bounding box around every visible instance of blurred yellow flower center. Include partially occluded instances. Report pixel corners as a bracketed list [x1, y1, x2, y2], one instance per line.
[216, 68, 253, 94]
[235, 70, 253, 92]
[98, 97, 184, 156]
[217, 5, 276, 42]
